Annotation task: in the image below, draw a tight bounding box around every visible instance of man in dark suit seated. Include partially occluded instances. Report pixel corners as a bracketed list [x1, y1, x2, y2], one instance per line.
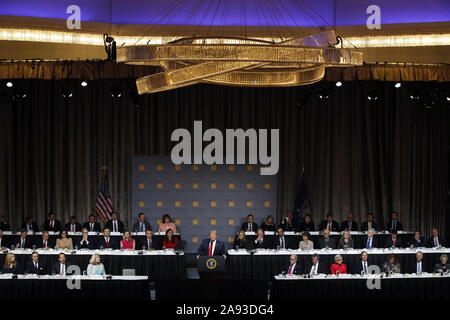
[82, 214, 101, 232]
[254, 228, 275, 249]
[16, 229, 33, 249]
[0, 216, 11, 231]
[275, 227, 294, 249]
[132, 212, 152, 233]
[307, 254, 328, 275]
[25, 252, 47, 275]
[386, 211, 403, 232]
[285, 254, 302, 275]
[53, 253, 71, 275]
[36, 231, 55, 249]
[76, 228, 95, 249]
[139, 229, 159, 250]
[354, 251, 372, 274]
[385, 230, 402, 248]
[105, 211, 125, 233]
[317, 229, 336, 249]
[408, 251, 427, 274]
[408, 230, 426, 248]
[0, 230, 8, 249]
[21, 217, 38, 233]
[196, 230, 226, 259]
[361, 228, 378, 249]
[427, 228, 446, 248]
[360, 213, 378, 232]
[319, 214, 339, 232]
[65, 216, 82, 233]
[240, 214, 258, 232]
[433, 254, 449, 273]
[44, 211, 62, 232]
[340, 213, 359, 232]
[97, 228, 119, 249]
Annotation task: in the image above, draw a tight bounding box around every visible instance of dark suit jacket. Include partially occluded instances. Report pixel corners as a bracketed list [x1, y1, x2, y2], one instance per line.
[353, 260, 372, 274]
[360, 221, 378, 232]
[16, 237, 33, 249]
[361, 236, 378, 249]
[433, 263, 449, 273]
[306, 262, 328, 274]
[386, 220, 403, 232]
[105, 219, 125, 233]
[408, 237, 426, 248]
[139, 236, 160, 250]
[274, 236, 295, 249]
[408, 260, 428, 273]
[279, 220, 295, 231]
[0, 222, 11, 231]
[35, 238, 56, 249]
[82, 221, 101, 232]
[43, 219, 62, 232]
[299, 221, 315, 232]
[426, 236, 446, 248]
[285, 263, 302, 275]
[254, 236, 275, 249]
[318, 220, 340, 232]
[0, 237, 9, 248]
[25, 260, 47, 275]
[64, 222, 82, 232]
[21, 221, 39, 232]
[260, 223, 276, 232]
[2, 264, 21, 274]
[53, 262, 72, 274]
[385, 237, 403, 248]
[340, 220, 359, 231]
[240, 222, 258, 232]
[317, 237, 336, 249]
[197, 239, 226, 256]
[76, 238, 95, 249]
[96, 236, 119, 249]
[233, 238, 254, 250]
[132, 221, 152, 232]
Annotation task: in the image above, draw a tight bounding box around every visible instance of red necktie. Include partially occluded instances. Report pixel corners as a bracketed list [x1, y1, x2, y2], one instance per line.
[393, 239, 396, 246]
[249, 223, 252, 232]
[281, 238, 284, 248]
[51, 221, 54, 228]
[208, 241, 213, 256]
[106, 238, 109, 247]
[288, 265, 293, 274]
[72, 225, 75, 232]
[43, 241, 46, 248]
[328, 223, 331, 231]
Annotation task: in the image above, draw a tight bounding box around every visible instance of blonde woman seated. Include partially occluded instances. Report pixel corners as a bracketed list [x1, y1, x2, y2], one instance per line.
[120, 230, 135, 250]
[56, 230, 73, 250]
[338, 230, 354, 249]
[2, 253, 20, 274]
[87, 253, 106, 275]
[299, 232, 314, 250]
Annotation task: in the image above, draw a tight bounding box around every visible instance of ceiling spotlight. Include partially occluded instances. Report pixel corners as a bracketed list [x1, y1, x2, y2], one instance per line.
[335, 81, 342, 87]
[62, 88, 73, 99]
[409, 89, 421, 100]
[6, 81, 13, 88]
[81, 81, 88, 87]
[110, 86, 122, 99]
[394, 82, 401, 88]
[446, 96, 450, 102]
[367, 88, 378, 101]
[318, 88, 329, 100]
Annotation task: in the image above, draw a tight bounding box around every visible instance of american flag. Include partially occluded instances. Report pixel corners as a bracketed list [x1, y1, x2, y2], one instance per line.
[95, 172, 114, 223]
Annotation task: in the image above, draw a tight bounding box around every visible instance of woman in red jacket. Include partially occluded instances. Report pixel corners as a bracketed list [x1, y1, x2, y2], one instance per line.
[162, 229, 178, 249]
[330, 254, 347, 275]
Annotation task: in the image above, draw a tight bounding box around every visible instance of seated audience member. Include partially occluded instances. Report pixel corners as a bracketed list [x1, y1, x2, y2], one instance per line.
[87, 254, 106, 275]
[97, 228, 119, 249]
[0, 216, 11, 231]
[408, 230, 425, 248]
[318, 229, 336, 249]
[233, 230, 253, 250]
[132, 212, 152, 232]
[354, 251, 371, 274]
[82, 214, 101, 232]
[299, 215, 315, 232]
[140, 230, 156, 250]
[0, 230, 8, 249]
[36, 231, 55, 249]
[427, 228, 445, 248]
[299, 232, 314, 250]
[197, 230, 226, 258]
[21, 217, 38, 233]
[319, 214, 339, 232]
[409, 251, 427, 274]
[382, 254, 401, 274]
[77, 228, 94, 249]
[158, 214, 177, 233]
[362, 228, 378, 249]
[279, 210, 295, 231]
[433, 254, 449, 273]
[338, 230, 354, 249]
[276, 227, 294, 249]
[385, 230, 402, 248]
[53, 252, 71, 275]
[120, 230, 136, 250]
[105, 211, 125, 233]
[340, 213, 359, 231]
[330, 254, 347, 275]
[25, 252, 47, 275]
[2, 253, 20, 274]
[386, 211, 403, 232]
[360, 213, 378, 232]
[241, 214, 258, 232]
[56, 230, 73, 250]
[285, 254, 302, 275]
[162, 228, 178, 249]
[44, 211, 62, 232]
[308, 254, 327, 275]
[65, 216, 82, 233]
[260, 215, 276, 232]
[254, 228, 274, 249]
[16, 229, 32, 249]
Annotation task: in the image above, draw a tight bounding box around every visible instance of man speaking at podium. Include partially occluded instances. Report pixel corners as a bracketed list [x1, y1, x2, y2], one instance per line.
[197, 230, 226, 259]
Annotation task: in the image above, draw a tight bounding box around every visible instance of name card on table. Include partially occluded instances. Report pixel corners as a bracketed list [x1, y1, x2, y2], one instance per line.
[284, 231, 295, 236]
[1, 231, 12, 235]
[264, 231, 275, 236]
[68, 232, 82, 236]
[88, 232, 98, 236]
[110, 232, 121, 236]
[245, 232, 256, 236]
[133, 232, 146, 236]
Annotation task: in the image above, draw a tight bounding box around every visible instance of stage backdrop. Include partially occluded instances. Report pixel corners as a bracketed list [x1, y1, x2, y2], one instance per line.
[131, 156, 277, 252]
